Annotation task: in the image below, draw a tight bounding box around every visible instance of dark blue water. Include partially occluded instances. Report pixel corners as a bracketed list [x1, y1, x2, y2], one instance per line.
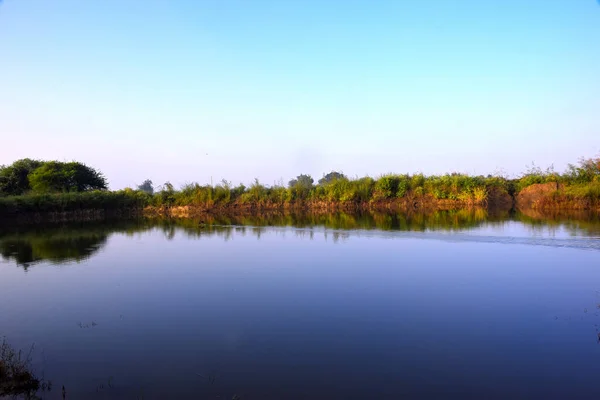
[1, 215, 600, 399]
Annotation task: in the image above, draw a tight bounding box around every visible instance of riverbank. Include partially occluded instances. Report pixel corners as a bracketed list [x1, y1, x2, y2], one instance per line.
[1, 183, 599, 224]
[1, 155, 599, 222]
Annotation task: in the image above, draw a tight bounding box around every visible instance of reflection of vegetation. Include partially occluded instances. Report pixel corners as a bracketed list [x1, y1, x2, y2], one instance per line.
[0, 222, 127, 269]
[1, 209, 599, 269]
[153, 208, 505, 234]
[516, 209, 600, 237]
[0, 235, 107, 269]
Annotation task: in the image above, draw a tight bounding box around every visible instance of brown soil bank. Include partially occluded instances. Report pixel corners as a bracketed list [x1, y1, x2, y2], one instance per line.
[516, 182, 562, 209]
[516, 182, 600, 211]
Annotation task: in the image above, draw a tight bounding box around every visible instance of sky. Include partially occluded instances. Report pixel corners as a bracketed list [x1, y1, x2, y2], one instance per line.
[0, 0, 599, 189]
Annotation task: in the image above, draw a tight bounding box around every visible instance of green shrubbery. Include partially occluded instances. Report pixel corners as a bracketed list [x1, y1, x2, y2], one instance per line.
[143, 157, 599, 209]
[514, 158, 600, 192]
[0, 190, 149, 215]
[0, 159, 106, 196]
[1, 157, 599, 215]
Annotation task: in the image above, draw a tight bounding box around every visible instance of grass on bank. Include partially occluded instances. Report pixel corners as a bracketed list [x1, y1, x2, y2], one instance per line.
[0, 157, 598, 214]
[146, 173, 508, 208]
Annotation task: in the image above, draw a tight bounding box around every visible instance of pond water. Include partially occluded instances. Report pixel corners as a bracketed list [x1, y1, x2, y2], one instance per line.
[1, 210, 600, 399]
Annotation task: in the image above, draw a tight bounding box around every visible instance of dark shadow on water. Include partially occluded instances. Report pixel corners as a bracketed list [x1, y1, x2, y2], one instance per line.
[0, 229, 108, 270]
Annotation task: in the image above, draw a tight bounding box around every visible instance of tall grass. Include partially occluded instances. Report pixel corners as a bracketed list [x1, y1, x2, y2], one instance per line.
[1, 156, 599, 215]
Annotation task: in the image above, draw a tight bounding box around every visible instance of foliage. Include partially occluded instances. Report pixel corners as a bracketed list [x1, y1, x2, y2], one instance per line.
[318, 171, 346, 185]
[28, 161, 107, 193]
[137, 179, 154, 195]
[2, 156, 600, 214]
[288, 174, 314, 200]
[0, 190, 149, 216]
[0, 159, 106, 196]
[0, 159, 44, 196]
[512, 157, 600, 194]
[565, 157, 600, 184]
[0, 338, 41, 398]
[154, 182, 176, 207]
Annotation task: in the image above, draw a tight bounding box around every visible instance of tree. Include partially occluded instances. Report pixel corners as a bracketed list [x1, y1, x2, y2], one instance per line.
[0, 159, 44, 196]
[288, 174, 314, 200]
[288, 174, 314, 189]
[28, 161, 107, 193]
[70, 162, 107, 191]
[156, 181, 176, 206]
[137, 179, 154, 195]
[318, 171, 346, 185]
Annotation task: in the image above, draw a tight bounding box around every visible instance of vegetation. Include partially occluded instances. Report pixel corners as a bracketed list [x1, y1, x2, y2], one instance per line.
[139, 172, 512, 209]
[0, 338, 44, 399]
[137, 179, 154, 195]
[0, 190, 149, 217]
[0, 159, 106, 196]
[0, 157, 599, 218]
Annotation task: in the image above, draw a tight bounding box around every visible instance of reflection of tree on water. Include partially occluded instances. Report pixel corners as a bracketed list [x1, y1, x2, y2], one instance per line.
[0, 220, 154, 268]
[0, 234, 108, 270]
[1, 209, 599, 268]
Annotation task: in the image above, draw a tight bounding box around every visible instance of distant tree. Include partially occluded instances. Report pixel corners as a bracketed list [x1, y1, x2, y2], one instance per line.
[137, 179, 154, 195]
[0, 159, 44, 196]
[318, 171, 346, 185]
[156, 181, 176, 206]
[288, 174, 314, 189]
[288, 174, 314, 200]
[28, 161, 107, 193]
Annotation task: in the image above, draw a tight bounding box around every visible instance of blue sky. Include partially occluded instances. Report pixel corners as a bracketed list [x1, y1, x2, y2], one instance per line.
[1, 0, 599, 189]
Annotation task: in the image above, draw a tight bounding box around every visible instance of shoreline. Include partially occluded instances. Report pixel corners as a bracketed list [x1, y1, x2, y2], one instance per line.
[1, 202, 599, 226]
[0, 182, 599, 224]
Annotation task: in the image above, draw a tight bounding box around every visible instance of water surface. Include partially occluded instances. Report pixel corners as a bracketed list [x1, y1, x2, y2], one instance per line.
[1, 211, 600, 399]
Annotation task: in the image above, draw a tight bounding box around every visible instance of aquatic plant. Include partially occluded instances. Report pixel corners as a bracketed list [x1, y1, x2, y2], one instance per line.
[0, 338, 42, 398]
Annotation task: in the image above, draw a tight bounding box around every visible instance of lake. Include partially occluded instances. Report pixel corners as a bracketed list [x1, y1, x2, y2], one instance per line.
[1, 210, 600, 399]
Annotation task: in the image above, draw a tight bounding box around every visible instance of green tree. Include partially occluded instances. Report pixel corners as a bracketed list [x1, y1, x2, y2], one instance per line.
[288, 174, 314, 200]
[0, 159, 44, 196]
[318, 171, 346, 185]
[28, 162, 107, 193]
[137, 179, 154, 195]
[288, 174, 314, 189]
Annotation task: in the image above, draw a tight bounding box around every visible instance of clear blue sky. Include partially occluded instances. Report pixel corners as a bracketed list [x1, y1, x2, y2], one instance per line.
[1, 0, 599, 189]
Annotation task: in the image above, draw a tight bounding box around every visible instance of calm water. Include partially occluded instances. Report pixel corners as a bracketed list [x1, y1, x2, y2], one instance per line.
[1, 210, 600, 399]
